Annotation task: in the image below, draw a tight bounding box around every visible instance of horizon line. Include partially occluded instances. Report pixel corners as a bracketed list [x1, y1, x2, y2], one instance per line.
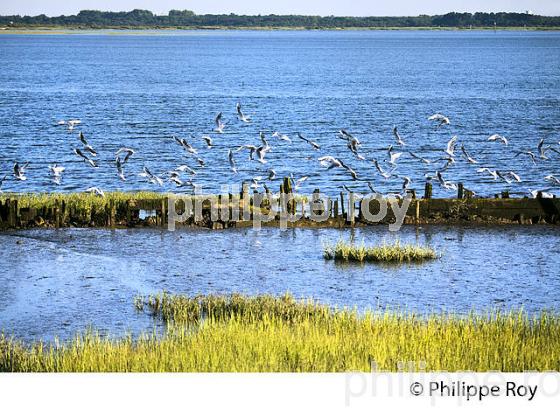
[2, 9, 559, 19]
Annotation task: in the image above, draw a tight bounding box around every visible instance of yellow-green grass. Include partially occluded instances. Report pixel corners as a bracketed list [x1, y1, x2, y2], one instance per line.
[324, 239, 438, 263]
[0, 191, 167, 212]
[1, 293, 559, 372]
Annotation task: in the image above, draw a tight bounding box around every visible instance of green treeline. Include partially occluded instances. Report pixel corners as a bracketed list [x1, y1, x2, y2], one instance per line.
[1, 10, 559, 29]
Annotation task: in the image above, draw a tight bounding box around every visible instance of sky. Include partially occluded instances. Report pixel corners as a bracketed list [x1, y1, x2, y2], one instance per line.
[0, 0, 559, 17]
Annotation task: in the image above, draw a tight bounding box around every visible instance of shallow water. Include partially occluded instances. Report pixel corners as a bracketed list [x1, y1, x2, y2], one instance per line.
[0, 225, 559, 341]
[0, 30, 559, 197]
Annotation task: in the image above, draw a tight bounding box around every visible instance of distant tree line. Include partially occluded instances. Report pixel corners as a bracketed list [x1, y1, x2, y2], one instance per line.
[1, 10, 559, 28]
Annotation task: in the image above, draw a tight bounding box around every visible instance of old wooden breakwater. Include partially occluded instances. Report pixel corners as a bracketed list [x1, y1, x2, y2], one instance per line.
[0, 180, 558, 230]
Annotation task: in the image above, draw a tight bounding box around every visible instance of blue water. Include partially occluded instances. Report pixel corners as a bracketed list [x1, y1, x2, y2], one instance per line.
[0, 225, 559, 341]
[0, 30, 559, 197]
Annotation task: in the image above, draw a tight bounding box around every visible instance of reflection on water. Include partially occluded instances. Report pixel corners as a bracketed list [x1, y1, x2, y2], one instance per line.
[0, 225, 559, 341]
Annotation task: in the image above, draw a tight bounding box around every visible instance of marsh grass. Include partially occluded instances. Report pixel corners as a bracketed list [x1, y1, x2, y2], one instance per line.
[0, 191, 168, 213]
[1, 293, 559, 372]
[323, 239, 438, 263]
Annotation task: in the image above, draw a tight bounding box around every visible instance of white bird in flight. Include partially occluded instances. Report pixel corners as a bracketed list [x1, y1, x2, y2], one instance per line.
[488, 134, 508, 146]
[236, 103, 252, 123]
[214, 112, 225, 133]
[393, 126, 405, 146]
[85, 187, 105, 197]
[428, 113, 450, 127]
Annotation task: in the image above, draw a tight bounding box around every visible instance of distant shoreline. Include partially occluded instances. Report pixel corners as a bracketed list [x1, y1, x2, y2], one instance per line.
[2, 25, 560, 34]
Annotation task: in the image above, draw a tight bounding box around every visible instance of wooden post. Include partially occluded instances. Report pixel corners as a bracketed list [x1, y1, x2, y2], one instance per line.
[160, 199, 166, 227]
[339, 192, 345, 218]
[415, 200, 420, 224]
[348, 193, 355, 225]
[61, 200, 67, 227]
[333, 199, 339, 218]
[6, 199, 17, 228]
[424, 183, 432, 199]
[242, 183, 250, 221]
[283, 177, 295, 215]
[457, 183, 464, 199]
[54, 200, 60, 228]
[126, 200, 132, 225]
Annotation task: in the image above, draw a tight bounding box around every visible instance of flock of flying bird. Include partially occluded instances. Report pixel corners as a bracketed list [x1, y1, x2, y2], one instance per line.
[1, 104, 560, 199]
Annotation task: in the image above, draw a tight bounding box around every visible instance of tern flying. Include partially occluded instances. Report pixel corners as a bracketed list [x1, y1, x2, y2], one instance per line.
[514, 150, 537, 165]
[488, 134, 508, 146]
[176, 165, 197, 175]
[228, 149, 237, 174]
[13, 162, 28, 181]
[393, 126, 406, 146]
[236, 103, 252, 123]
[545, 174, 560, 186]
[85, 187, 105, 197]
[79, 132, 97, 156]
[373, 159, 393, 179]
[297, 133, 320, 150]
[49, 164, 65, 185]
[428, 114, 450, 127]
[460, 144, 478, 164]
[139, 166, 163, 186]
[477, 167, 498, 180]
[115, 147, 135, 163]
[74, 148, 97, 168]
[214, 112, 225, 133]
[409, 152, 431, 164]
[271, 131, 291, 143]
[294, 176, 309, 191]
[445, 136, 458, 157]
[318, 156, 343, 170]
[116, 157, 126, 181]
[537, 139, 548, 160]
[387, 145, 402, 165]
[436, 171, 457, 190]
[202, 135, 213, 148]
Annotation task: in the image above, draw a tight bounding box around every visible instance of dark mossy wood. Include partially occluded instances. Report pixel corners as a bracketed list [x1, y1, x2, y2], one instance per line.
[457, 183, 464, 199]
[424, 182, 432, 199]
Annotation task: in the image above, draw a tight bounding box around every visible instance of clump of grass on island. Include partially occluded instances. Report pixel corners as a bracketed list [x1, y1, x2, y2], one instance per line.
[1, 293, 559, 372]
[323, 239, 438, 263]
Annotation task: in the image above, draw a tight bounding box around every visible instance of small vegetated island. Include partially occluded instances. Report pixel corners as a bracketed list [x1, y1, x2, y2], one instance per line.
[1, 10, 559, 30]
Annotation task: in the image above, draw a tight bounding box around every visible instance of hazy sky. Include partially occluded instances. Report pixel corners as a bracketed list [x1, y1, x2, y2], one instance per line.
[1, 0, 559, 17]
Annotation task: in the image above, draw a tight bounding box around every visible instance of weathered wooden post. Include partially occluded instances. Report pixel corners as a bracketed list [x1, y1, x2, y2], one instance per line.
[6, 199, 17, 228]
[61, 200, 67, 227]
[339, 192, 346, 219]
[54, 200, 60, 228]
[160, 199, 166, 227]
[424, 182, 432, 199]
[457, 183, 464, 199]
[333, 199, 339, 219]
[283, 177, 295, 215]
[279, 183, 285, 217]
[242, 182, 250, 221]
[348, 193, 355, 226]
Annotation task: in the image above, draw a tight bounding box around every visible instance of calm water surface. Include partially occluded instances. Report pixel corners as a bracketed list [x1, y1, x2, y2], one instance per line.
[0, 225, 559, 341]
[0, 30, 559, 197]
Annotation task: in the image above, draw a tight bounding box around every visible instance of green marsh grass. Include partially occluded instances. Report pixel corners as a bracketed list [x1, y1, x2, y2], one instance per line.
[323, 239, 438, 263]
[1, 293, 559, 372]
